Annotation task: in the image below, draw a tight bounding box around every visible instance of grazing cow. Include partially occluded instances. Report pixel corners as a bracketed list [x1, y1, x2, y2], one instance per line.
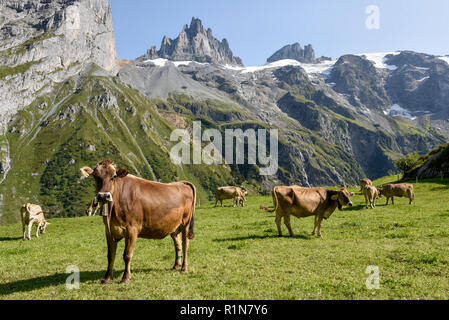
[86, 197, 101, 216]
[363, 185, 379, 209]
[80, 160, 196, 284]
[215, 186, 247, 208]
[379, 184, 415, 205]
[20, 203, 50, 240]
[360, 178, 373, 192]
[261, 186, 354, 237]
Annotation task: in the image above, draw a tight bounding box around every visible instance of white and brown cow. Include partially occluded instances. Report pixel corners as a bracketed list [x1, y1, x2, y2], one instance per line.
[20, 203, 50, 240]
[261, 186, 354, 237]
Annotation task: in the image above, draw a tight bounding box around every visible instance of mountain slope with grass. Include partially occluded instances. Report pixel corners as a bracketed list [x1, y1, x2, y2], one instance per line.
[0, 176, 448, 299]
[404, 143, 449, 180]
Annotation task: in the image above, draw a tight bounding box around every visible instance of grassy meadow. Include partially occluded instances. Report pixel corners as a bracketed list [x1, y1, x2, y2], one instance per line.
[0, 176, 448, 300]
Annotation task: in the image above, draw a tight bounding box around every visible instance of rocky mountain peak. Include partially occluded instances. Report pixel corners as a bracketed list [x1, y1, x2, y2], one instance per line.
[268, 42, 317, 63]
[138, 17, 243, 66]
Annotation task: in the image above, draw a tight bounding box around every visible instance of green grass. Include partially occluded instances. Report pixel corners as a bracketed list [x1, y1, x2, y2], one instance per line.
[1, 181, 449, 300]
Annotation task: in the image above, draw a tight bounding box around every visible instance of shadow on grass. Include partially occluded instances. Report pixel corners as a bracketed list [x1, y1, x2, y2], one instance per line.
[342, 205, 366, 212]
[0, 237, 23, 242]
[0, 267, 171, 296]
[214, 232, 313, 242]
[0, 271, 104, 296]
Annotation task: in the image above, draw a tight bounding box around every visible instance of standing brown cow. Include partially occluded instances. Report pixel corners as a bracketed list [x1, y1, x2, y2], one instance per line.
[80, 160, 196, 284]
[215, 186, 247, 208]
[363, 185, 379, 209]
[379, 184, 415, 205]
[261, 186, 354, 237]
[360, 178, 373, 192]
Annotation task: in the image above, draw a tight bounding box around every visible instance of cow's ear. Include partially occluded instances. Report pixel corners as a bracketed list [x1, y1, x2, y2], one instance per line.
[117, 168, 128, 178]
[80, 167, 94, 178]
[331, 194, 339, 201]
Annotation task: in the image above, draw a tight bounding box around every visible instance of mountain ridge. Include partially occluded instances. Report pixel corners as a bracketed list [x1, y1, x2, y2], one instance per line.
[0, 9, 448, 224]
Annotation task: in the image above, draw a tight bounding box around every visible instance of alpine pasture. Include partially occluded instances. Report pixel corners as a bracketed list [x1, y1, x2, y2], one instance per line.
[0, 176, 448, 300]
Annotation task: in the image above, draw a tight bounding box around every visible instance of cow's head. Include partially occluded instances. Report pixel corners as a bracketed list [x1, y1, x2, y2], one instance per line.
[80, 160, 128, 204]
[331, 188, 354, 210]
[378, 187, 385, 198]
[39, 220, 50, 234]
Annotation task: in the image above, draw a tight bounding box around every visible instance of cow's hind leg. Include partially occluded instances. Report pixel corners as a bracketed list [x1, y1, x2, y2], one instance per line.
[171, 231, 182, 270]
[275, 211, 283, 237]
[284, 214, 295, 237]
[121, 231, 137, 283]
[102, 235, 118, 284]
[27, 221, 33, 240]
[181, 226, 190, 272]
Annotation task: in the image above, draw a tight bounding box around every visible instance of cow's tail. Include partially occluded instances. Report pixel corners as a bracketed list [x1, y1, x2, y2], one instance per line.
[182, 181, 196, 240]
[260, 187, 279, 213]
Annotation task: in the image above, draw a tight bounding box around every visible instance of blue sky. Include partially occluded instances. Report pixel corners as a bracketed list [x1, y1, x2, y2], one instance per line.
[109, 0, 449, 66]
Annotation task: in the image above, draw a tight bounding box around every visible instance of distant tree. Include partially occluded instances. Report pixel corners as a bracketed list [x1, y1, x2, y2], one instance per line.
[395, 152, 420, 175]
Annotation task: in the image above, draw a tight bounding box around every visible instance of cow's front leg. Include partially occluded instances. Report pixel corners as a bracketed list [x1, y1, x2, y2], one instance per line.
[22, 225, 27, 240]
[102, 235, 118, 284]
[386, 197, 390, 205]
[35, 223, 40, 238]
[312, 215, 319, 236]
[121, 231, 137, 283]
[171, 232, 182, 270]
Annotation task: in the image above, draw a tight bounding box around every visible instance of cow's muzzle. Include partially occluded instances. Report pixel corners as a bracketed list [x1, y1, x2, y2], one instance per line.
[97, 192, 113, 202]
[348, 202, 354, 207]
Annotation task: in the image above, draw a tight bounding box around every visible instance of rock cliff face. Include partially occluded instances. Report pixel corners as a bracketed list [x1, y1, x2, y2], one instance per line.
[267, 43, 317, 63]
[0, 0, 117, 129]
[137, 17, 243, 66]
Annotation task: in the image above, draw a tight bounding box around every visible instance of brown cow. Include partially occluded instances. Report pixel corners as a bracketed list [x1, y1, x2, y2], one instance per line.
[363, 185, 379, 209]
[261, 186, 354, 237]
[80, 160, 196, 284]
[360, 178, 373, 192]
[379, 184, 415, 205]
[215, 186, 247, 208]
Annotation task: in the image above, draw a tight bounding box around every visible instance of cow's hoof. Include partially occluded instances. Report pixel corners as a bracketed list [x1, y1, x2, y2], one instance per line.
[181, 267, 188, 273]
[120, 277, 131, 284]
[101, 278, 112, 285]
[172, 265, 181, 271]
